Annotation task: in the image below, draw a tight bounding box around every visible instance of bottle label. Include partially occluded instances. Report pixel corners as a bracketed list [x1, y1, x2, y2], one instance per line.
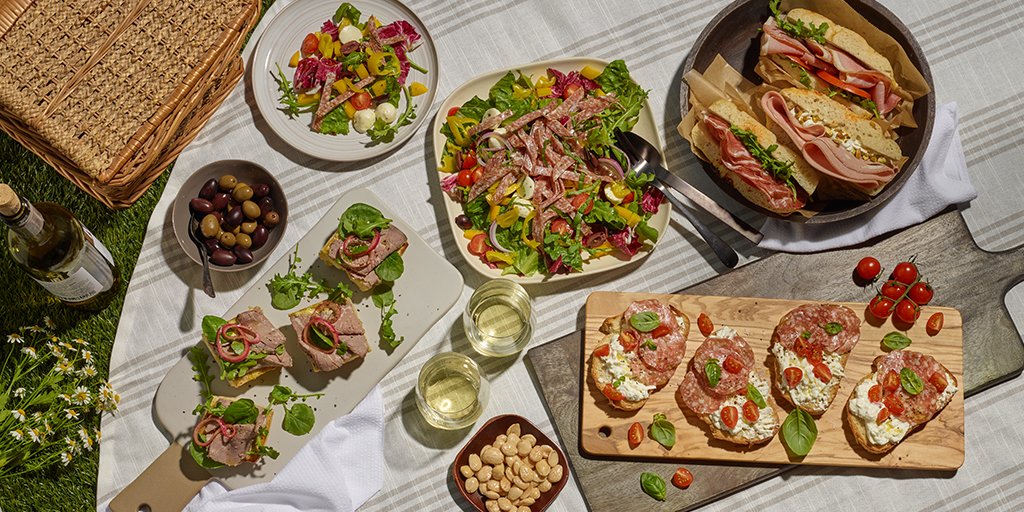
[32, 262, 108, 303]
[14, 204, 44, 237]
[82, 226, 115, 266]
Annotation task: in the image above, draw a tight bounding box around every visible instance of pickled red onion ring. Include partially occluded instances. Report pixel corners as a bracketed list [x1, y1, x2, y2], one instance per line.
[342, 230, 381, 258]
[192, 415, 236, 447]
[304, 317, 340, 353]
[216, 323, 259, 363]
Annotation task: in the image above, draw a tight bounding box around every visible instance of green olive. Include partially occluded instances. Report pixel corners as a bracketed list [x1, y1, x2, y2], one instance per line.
[241, 221, 257, 234]
[218, 231, 236, 248]
[232, 225, 241, 235]
[263, 211, 281, 228]
[232, 184, 253, 202]
[219, 174, 237, 190]
[242, 200, 261, 219]
[235, 233, 252, 249]
[200, 214, 220, 238]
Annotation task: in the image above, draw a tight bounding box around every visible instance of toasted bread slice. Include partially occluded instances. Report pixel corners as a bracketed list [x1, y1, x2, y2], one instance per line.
[845, 365, 958, 454]
[769, 341, 849, 416]
[696, 370, 780, 446]
[779, 88, 902, 162]
[318, 233, 409, 291]
[589, 339, 647, 412]
[785, 9, 896, 84]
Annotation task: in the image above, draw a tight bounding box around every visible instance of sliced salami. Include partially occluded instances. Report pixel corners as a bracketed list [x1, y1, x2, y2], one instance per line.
[629, 356, 674, 388]
[690, 337, 750, 398]
[677, 371, 725, 415]
[876, 350, 945, 424]
[620, 299, 680, 340]
[637, 330, 686, 372]
[773, 304, 861, 355]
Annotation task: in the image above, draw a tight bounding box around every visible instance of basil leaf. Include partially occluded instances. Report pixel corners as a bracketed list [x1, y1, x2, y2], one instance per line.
[781, 409, 817, 456]
[822, 322, 843, 335]
[282, 403, 315, 436]
[221, 399, 259, 425]
[640, 472, 666, 501]
[259, 444, 280, 459]
[202, 316, 227, 343]
[629, 311, 660, 332]
[642, 339, 657, 351]
[648, 413, 676, 449]
[900, 368, 924, 395]
[882, 332, 912, 351]
[800, 331, 811, 339]
[704, 358, 722, 388]
[747, 383, 767, 409]
[188, 441, 225, 469]
[375, 251, 404, 282]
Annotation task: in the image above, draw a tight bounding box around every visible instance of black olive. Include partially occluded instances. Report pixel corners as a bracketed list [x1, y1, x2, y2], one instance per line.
[250, 225, 269, 250]
[190, 198, 214, 214]
[257, 196, 274, 215]
[199, 179, 218, 200]
[210, 249, 237, 266]
[252, 183, 271, 199]
[233, 246, 254, 264]
[203, 238, 220, 253]
[211, 192, 230, 211]
[224, 206, 244, 226]
[455, 214, 472, 230]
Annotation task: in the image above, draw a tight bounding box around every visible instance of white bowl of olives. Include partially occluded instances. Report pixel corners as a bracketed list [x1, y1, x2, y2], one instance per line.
[172, 160, 288, 272]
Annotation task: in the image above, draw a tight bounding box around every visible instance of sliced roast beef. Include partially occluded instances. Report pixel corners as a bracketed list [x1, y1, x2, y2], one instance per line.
[288, 299, 369, 372]
[334, 225, 408, 276]
[204, 404, 268, 467]
[234, 307, 292, 369]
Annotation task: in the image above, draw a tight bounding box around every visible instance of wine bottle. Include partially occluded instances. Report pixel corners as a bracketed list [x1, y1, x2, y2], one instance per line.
[0, 184, 120, 309]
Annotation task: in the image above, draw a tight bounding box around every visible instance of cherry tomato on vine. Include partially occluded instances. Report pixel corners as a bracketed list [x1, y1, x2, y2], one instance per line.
[868, 295, 895, 319]
[895, 298, 920, 323]
[891, 261, 919, 285]
[880, 280, 907, 301]
[855, 256, 882, 282]
[908, 281, 934, 305]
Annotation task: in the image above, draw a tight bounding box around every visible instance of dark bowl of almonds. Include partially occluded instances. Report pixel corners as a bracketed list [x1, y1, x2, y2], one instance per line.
[172, 160, 288, 272]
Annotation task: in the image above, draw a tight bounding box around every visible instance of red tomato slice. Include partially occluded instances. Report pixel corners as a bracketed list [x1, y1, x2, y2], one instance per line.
[592, 343, 610, 359]
[456, 169, 473, 187]
[720, 406, 739, 429]
[868, 384, 883, 403]
[619, 331, 638, 352]
[651, 325, 672, 339]
[602, 384, 624, 402]
[722, 355, 744, 374]
[883, 394, 905, 416]
[628, 422, 644, 449]
[806, 345, 823, 364]
[461, 153, 477, 170]
[882, 370, 900, 393]
[446, 107, 460, 117]
[672, 467, 694, 489]
[301, 33, 319, 55]
[786, 55, 812, 71]
[570, 194, 594, 214]
[783, 367, 803, 388]
[813, 362, 832, 383]
[550, 219, 572, 236]
[468, 233, 489, 256]
[563, 83, 583, 100]
[926, 312, 944, 335]
[742, 400, 760, 422]
[697, 313, 714, 337]
[351, 91, 372, 110]
[816, 70, 871, 99]
[876, 407, 890, 424]
[929, 371, 949, 391]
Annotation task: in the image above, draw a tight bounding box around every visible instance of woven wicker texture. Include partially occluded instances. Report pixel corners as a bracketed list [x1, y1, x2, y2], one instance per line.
[0, 0, 259, 208]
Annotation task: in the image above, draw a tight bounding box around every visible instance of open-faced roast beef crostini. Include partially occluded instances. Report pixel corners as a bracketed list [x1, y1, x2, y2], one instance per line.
[189, 396, 275, 468]
[319, 203, 408, 292]
[202, 307, 292, 388]
[288, 298, 370, 372]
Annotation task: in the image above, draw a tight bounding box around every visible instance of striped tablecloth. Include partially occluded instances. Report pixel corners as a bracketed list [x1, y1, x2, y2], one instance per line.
[97, 0, 1024, 510]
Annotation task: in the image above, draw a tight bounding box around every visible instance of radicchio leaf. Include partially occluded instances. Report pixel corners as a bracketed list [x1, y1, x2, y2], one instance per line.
[640, 187, 664, 214]
[547, 68, 598, 98]
[609, 228, 642, 257]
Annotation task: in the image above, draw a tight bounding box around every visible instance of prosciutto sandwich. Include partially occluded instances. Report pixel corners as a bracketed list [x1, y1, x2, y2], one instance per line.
[589, 299, 690, 411]
[761, 88, 903, 198]
[689, 97, 821, 215]
[757, 3, 912, 125]
[288, 299, 370, 372]
[846, 350, 958, 454]
[202, 307, 293, 388]
[676, 327, 781, 446]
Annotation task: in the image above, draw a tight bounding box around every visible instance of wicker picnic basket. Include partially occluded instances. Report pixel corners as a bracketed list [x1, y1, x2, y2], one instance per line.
[0, 0, 260, 208]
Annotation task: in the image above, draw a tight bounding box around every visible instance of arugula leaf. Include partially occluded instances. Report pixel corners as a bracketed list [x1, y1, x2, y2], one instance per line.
[375, 252, 404, 281]
[273, 65, 316, 118]
[625, 170, 655, 190]
[770, 0, 829, 44]
[188, 441, 226, 469]
[790, 62, 814, 88]
[332, 3, 362, 25]
[368, 86, 417, 144]
[543, 232, 584, 272]
[338, 203, 392, 239]
[730, 126, 798, 197]
[372, 285, 404, 348]
[640, 472, 666, 501]
[319, 107, 351, 136]
[221, 399, 259, 425]
[341, 51, 367, 69]
[267, 247, 325, 310]
[584, 200, 626, 230]
[594, 60, 648, 136]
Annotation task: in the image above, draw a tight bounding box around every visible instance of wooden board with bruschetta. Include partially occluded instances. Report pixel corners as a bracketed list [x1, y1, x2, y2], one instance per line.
[579, 291, 964, 470]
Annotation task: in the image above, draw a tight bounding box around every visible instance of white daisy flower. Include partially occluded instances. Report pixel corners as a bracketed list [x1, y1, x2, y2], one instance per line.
[59, 341, 77, 352]
[72, 386, 91, 405]
[44, 421, 53, 434]
[74, 338, 88, 346]
[20, 346, 37, 360]
[11, 409, 26, 422]
[54, 360, 73, 375]
[26, 325, 43, 333]
[64, 409, 79, 420]
[78, 428, 91, 444]
[9, 429, 24, 441]
[43, 316, 55, 329]
[59, 393, 72, 403]
[81, 350, 93, 363]
[7, 333, 23, 344]
[78, 365, 98, 378]
[60, 452, 73, 466]
[13, 387, 26, 398]
[28, 428, 42, 443]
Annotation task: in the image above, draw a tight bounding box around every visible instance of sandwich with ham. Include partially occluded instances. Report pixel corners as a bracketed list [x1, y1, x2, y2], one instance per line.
[320, 203, 408, 292]
[761, 87, 904, 198]
[202, 307, 293, 388]
[689, 97, 822, 215]
[288, 298, 370, 372]
[757, 2, 913, 126]
[189, 397, 275, 468]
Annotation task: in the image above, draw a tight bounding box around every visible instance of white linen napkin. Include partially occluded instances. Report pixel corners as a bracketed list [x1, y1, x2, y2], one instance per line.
[183, 385, 384, 512]
[758, 102, 976, 252]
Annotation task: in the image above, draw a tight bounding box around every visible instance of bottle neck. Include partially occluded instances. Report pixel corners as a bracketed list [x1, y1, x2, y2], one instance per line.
[1, 198, 47, 243]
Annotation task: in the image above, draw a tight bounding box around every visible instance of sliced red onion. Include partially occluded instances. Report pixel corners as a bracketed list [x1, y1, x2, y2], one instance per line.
[304, 317, 340, 353]
[476, 131, 511, 165]
[192, 416, 236, 447]
[342, 230, 380, 258]
[488, 220, 510, 253]
[594, 157, 624, 180]
[216, 324, 256, 363]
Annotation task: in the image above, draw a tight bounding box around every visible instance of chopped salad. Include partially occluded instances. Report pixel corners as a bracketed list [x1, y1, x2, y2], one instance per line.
[438, 60, 664, 277]
[273, 2, 428, 144]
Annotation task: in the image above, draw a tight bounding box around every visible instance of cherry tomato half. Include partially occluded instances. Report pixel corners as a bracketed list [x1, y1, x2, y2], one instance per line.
[570, 194, 594, 214]
[461, 153, 477, 170]
[468, 233, 489, 256]
[742, 400, 760, 422]
[908, 281, 934, 305]
[855, 256, 882, 282]
[470, 167, 483, 184]
[883, 393, 905, 416]
[446, 107, 460, 117]
[876, 407, 890, 424]
[929, 371, 949, 391]
[619, 331, 638, 351]
[723, 354, 744, 374]
[592, 343, 610, 359]
[881, 370, 900, 393]
[926, 312, 944, 335]
[602, 384, 624, 402]
[672, 467, 694, 489]
[651, 324, 672, 339]
[895, 299, 920, 324]
[301, 33, 319, 55]
[563, 83, 583, 100]
[456, 168, 473, 187]
[783, 367, 803, 388]
[351, 91, 372, 110]
[628, 422, 644, 449]
[697, 313, 714, 337]
[550, 219, 572, 236]
[812, 362, 833, 383]
[891, 261, 919, 285]
[868, 295, 896, 319]
[880, 280, 907, 301]
[868, 384, 883, 402]
[720, 406, 739, 429]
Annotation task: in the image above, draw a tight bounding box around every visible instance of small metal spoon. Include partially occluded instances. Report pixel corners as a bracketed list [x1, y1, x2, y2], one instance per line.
[187, 206, 215, 298]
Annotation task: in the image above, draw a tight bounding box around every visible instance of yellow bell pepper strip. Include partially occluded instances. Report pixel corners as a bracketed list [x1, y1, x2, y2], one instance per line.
[332, 80, 348, 95]
[342, 100, 357, 118]
[318, 33, 334, 59]
[355, 63, 369, 79]
[370, 80, 388, 97]
[409, 82, 428, 96]
[535, 86, 552, 97]
[580, 65, 603, 80]
[488, 203, 500, 222]
[614, 205, 642, 227]
[439, 152, 457, 173]
[367, 50, 401, 77]
[289, 51, 301, 67]
[512, 83, 532, 100]
[446, 116, 476, 147]
[333, 41, 342, 57]
[521, 212, 540, 250]
[463, 229, 484, 240]
[297, 93, 321, 106]
[496, 209, 519, 228]
[485, 251, 514, 264]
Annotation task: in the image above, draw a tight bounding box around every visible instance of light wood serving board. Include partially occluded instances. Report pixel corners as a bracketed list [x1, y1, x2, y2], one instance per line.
[579, 291, 964, 469]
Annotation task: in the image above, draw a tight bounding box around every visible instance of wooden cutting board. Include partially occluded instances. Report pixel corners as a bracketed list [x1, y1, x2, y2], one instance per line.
[524, 211, 1024, 511]
[580, 292, 963, 469]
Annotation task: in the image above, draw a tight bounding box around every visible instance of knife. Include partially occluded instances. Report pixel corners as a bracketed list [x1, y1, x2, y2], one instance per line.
[634, 159, 764, 244]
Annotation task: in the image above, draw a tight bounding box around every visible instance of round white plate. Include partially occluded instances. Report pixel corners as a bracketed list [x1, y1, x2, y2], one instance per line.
[251, 0, 438, 161]
[431, 57, 673, 284]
